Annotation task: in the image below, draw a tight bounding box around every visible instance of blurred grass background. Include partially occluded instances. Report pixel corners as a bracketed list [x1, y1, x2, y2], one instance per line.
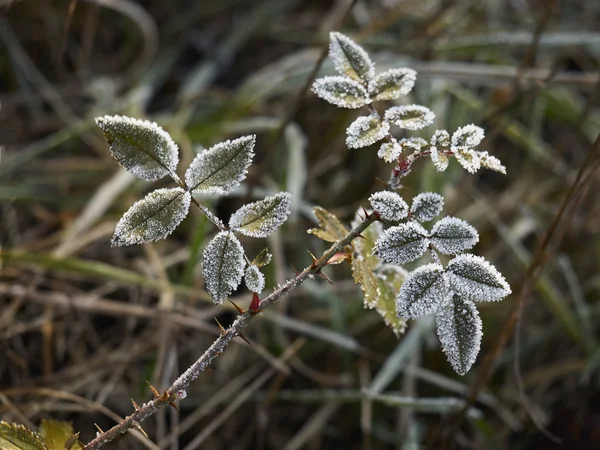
[0, 0, 599, 448]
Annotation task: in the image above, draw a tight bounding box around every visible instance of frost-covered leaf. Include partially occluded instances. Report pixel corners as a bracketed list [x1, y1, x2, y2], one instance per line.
[307, 206, 349, 243]
[410, 192, 444, 222]
[431, 130, 451, 148]
[377, 140, 402, 163]
[384, 105, 435, 131]
[374, 265, 407, 337]
[368, 68, 416, 101]
[185, 135, 255, 195]
[430, 130, 450, 171]
[346, 114, 390, 149]
[446, 254, 511, 302]
[312, 76, 370, 109]
[0, 421, 47, 450]
[369, 191, 408, 221]
[39, 420, 82, 450]
[202, 231, 245, 304]
[229, 192, 292, 238]
[436, 292, 482, 375]
[396, 263, 448, 318]
[373, 222, 429, 264]
[478, 151, 507, 174]
[430, 146, 449, 171]
[95, 115, 178, 181]
[454, 149, 481, 174]
[329, 31, 375, 83]
[399, 137, 428, 152]
[112, 188, 190, 246]
[351, 212, 383, 308]
[431, 217, 479, 255]
[244, 264, 265, 294]
[452, 124, 484, 149]
[251, 248, 272, 267]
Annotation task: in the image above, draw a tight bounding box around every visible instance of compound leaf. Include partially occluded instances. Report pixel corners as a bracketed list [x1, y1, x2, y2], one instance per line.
[96, 115, 178, 181]
[373, 222, 429, 265]
[112, 188, 190, 246]
[202, 231, 245, 304]
[312, 76, 370, 109]
[446, 254, 511, 302]
[396, 263, 448, 319]
[229, 192, 292, 238]
[185, 135, 255, 195]
[430, 217, 479, 255]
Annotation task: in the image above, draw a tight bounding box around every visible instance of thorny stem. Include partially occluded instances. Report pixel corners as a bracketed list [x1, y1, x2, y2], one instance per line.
[82, 213, 378, 450]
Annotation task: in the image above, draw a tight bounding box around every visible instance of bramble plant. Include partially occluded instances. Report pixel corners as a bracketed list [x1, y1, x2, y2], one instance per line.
[0, 32, 512, 450]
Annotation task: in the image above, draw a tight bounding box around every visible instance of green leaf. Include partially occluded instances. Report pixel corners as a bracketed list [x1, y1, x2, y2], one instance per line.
[307, 207, 349, 243]
[229, 192, 292, 238]
[95, 115, 178, 181]
[368, 68, 416, 101]
[185, 135, 255, 195]
[396, 263, 448, 319]
[0, 421, 47, 450]
[202, 231, 245, 304]
[350, 215, 383, 307]
[39, 420, 82, 450]
[312, 76, 370, 109]
[436, 292, 482, 375]
[244, 264, 265, 294]
[374, 265, 407, 337]
[329, 31, 375, 83]
[112, 188, 191, 246]
[251, 248, 272, 267]
[346, 114, 389, 149]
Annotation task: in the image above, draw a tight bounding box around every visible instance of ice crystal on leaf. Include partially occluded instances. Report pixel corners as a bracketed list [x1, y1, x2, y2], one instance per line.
[436, 292, 482, 375]
[185, 135, 255, 195]
[375, 265, 408, 337]
[311, 76, 370, 109]
[431, 130, 451, 148]
[454, 149, 481, 174]
[377, 140, 402, 163]
[112, 188, 190, 246]
[368, 68, 416, 101]
[396, 263, 448, 319]
[430, 130, 450, 171]
[96, 115, 179, 181]
[307, 206, 349, 243]
[229, 192, 292, 238]
[329, 32, 375, 84]
[446, 254, 511, 302]
[399, 137, 428, 152]
[251, 248, 272, 267]
[373, 222, 429, 265]
[351, 210, 382, 308]
[244, 264, 265, 294]
[430, 147, 449, 171]
[368, 191, 408, 221]
[452, 124, 484, 149]
[430, 216, 479, 255]
[346, 114, 390, 149]
[202, 231, 245, 304]
[384, 105, 435, 131]
[410, 192, 444, 222]
[479, 151, 507, 174]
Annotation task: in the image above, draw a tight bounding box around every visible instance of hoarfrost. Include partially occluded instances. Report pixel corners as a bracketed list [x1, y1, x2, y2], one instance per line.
[185, 135, 255, 195]
[430, 130, 450, 171]
[311, 76, 370, 109]
[202, 231, 245, 304]
[377, 140, 402, 163]
[410, 192, 444, 222]
[436, 292, 482, 375]
[373, 221, 429, 264]
[396, 263, 448, 318]
[368, 191, 409, 221]
[479, 151, 507, 174]
[430, 146, 449, 171]
[430, 216, 479, 255]
[229, 192, 292, 238]
[368, 68, 417, 101]
[446, 254, 511, 302]
[346, 114, 390, 149]
[329, 31, 375, 83]
[111, 188, 190, 246]
[431, 130, 451, 148]
[452, 124, 485, 149]
[454, 148, 481, 174]
[244, 264, 265, 294]
[96, 115, 179, 181]
[384, 105, 435, 131]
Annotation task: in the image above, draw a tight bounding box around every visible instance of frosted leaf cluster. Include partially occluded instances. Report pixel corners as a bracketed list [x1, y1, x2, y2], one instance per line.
[436, 292, 482, 375]
[244, 264, 265, 294]
[399, 137, 428, 152]
[96, 115, 179, 181]
[329, 31, 375, 83]
[373, 222, 429, 264]
[449, 125, 506, 175]
[384, 105, 435, 131]
[410, 192, 444, 222]
[430, 217, 479, 255]
[202, 231, 245, 304]
[369, 191, 408, 221]
[311, 76, 370, 109]
[368, 68, 417, 101]
[446, 254, 511, 302]
[229, 192, 292, 238]
[396, 264, 447, 318]
[346, 114, 390, 149]
[377, 140, 402, 163]
[112, 188, 190, 246]
[185, 135, 255, 195]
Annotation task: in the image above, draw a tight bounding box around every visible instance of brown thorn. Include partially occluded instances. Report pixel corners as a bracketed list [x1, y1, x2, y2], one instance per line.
[238, 332, 252, 346]
[168, 401, 180, 413]
[131, 398, 140, 411]
[229, 300, 245, 315]
[361, 206, 370, 219]
[214, 317, 227, 335]
[94, 423, 104, 434]
[306, 250, 318, 266]
[317, 271, 334, 285]
[291, 264, 301, 276]
[374, 177, 390, 189]
[146, 382, 160, 399]
[355, 234, 367, 241]
[133, 422, 149, 439]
